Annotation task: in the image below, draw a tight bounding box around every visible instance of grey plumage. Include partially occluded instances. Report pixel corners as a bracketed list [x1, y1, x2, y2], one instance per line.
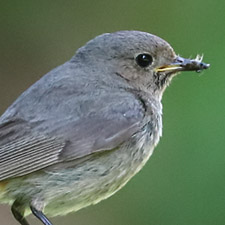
[0, 31, 209, 225]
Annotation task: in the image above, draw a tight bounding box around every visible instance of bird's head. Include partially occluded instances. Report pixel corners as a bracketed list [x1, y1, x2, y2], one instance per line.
[74, 31, 210, 99]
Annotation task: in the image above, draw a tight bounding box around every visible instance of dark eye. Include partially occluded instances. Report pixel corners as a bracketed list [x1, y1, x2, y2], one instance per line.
[136, 54, 153, 68]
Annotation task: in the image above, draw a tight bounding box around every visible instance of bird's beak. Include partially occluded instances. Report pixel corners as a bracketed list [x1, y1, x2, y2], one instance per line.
[155, 55, 210, 73]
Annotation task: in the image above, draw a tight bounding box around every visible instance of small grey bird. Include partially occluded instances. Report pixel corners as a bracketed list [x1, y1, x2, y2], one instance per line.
[0, 31, 209, 225]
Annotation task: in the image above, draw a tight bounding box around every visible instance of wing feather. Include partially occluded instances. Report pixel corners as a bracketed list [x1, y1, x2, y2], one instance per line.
[0, 92, 146, 180]
[0, 135, 65, 181]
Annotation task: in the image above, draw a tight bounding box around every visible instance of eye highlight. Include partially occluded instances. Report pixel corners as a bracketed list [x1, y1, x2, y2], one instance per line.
[136, 54, 153, 68]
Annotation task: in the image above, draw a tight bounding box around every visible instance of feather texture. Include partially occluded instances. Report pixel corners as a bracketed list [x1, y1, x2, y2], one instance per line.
[0, 135, 65, 181]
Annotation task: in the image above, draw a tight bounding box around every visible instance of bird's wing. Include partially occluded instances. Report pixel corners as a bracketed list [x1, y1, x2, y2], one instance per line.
[0, 95, 145, 181]
[0, 120, 66, 181]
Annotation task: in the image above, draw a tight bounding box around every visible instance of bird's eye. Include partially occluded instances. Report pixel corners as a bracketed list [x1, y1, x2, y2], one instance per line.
[136, 54, 153, 68]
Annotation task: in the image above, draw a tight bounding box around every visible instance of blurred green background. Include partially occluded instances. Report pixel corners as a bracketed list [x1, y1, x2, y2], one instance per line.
[0, 0, 224, 225]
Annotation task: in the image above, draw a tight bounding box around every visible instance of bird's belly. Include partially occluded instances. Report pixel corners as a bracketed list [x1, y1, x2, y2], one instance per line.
[42, 123, 162, 216]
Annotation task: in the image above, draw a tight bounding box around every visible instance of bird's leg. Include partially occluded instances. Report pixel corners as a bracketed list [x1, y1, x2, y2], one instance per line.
[30, 205, 53, 225]
[11, 200, 30, 225]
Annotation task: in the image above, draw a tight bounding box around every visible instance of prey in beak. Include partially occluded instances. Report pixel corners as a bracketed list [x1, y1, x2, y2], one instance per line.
[155, 55, 210, 74]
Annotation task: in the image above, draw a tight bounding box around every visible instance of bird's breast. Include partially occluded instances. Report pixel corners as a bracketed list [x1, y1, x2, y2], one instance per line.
[124, 107, 163, 177]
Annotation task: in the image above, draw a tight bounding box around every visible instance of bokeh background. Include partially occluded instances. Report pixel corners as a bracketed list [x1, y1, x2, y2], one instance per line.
[0, 0, 224, 225]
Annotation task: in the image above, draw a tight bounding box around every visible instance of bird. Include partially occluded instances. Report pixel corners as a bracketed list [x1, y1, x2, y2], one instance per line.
[0, 30, 210, 225]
